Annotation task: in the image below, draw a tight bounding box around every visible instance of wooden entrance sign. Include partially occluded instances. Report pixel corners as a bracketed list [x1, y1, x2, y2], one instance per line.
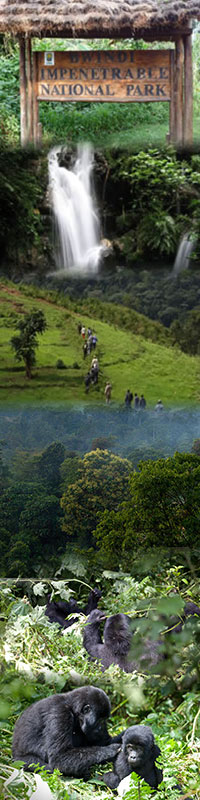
[20, 37, 193, 147]
[35, 49, 172, 103]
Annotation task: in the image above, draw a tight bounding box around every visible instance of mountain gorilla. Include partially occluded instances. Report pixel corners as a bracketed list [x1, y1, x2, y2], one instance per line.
[168, 600, 200, 634]
[45, 588, 102, 629]
[103, 725, 163, 790]
[83, 610, 161, 673]
[12, 685, 122, 778]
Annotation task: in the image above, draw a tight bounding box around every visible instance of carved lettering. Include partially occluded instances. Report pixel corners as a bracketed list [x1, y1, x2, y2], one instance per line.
[126, 84, 143, 96]
[37, 49, 171, 103]
[112, 68, 121, 80]
[156, 84, 166, 95]
[145, 84, 154, 95]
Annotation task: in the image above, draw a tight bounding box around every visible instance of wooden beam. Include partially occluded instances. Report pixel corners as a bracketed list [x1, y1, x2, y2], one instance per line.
[169, 49, 175, 142]
[19, 36, 27, 146]
[33, 51, 39, 146]
[174, 36, 184, 145]
[26, 37, 33, 142]
[183, 33, 193, 146]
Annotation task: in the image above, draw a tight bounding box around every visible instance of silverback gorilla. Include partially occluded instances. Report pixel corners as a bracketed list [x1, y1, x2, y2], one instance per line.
[103, 725, 163, 790]
[12, 686, 121, 777]
[83, 610, 160, 673]
[45, 588, 102, 629]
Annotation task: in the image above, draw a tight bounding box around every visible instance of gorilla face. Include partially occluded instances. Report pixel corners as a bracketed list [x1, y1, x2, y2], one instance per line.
[78, 701, 109, 743]
[126, 742, 144, 766]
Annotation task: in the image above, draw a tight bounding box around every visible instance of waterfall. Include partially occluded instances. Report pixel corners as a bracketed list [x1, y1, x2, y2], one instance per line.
[48, 144, 102, 275]
[173, 232, 195, 276]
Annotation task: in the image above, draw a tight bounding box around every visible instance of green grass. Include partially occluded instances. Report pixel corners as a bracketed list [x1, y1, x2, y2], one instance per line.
[0, 281, 199, 407]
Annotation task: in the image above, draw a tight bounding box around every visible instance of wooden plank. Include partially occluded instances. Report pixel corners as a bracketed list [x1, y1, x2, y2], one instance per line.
[19, 36, 27, 146]
[169, 50, 175, 142]
[33, 51, 39, 145]
[183, 33, 193, 146]
[35, 49, 171, 103]
[26, 37, 33, 142]
[174, 37, 184, 145]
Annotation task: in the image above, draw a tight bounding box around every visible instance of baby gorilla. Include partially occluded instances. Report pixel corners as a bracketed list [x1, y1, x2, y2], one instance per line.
[12, 685, 121, 778]
[103, 725, 163, 790]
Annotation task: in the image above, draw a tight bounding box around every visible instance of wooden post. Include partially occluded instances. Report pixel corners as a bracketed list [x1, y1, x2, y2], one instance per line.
[26, 37, 33, 143]
[19, 36, 27, 146]
[174, 36, 184, 145]
[169, 49, 175, 142]
[33, 52, 39, 146]
[183, 33, 193, 146]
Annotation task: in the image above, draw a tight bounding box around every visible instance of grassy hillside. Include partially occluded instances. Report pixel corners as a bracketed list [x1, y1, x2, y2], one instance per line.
[0, 280, 199, 406]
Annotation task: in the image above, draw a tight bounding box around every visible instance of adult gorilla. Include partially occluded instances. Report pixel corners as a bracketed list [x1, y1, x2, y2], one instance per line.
[12, 686, 121, 777]
[103, 725, 163, 790]
[45, 588, 102, 629]
[83, 610, 161, 673]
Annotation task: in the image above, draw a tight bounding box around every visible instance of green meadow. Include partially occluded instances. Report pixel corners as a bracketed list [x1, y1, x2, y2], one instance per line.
[0, 280, 199, 407]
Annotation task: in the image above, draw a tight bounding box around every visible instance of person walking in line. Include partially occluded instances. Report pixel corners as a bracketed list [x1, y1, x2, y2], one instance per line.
[125, 389, 133, 408]
[77, 322, 82, 335]
[85, 372, 91, 393]
[155, 399, 164, 411]
[83, 342, 88, 359]
[92, 334, 98, 349]
[91, 356, 99, 371]
[81, 325, 86, 339]
[87, 334, 93, 354]
[105, 382, 112, 403]
[134, 392, 140, 409]
[139, 394, 146, 409]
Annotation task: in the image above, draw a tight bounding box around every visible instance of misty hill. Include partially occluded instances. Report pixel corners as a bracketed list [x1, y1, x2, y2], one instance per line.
[0, 280, 199, 407]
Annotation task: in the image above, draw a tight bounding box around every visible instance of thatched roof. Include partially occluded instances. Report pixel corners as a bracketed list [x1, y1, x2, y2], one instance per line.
[0, 1, 199, 40]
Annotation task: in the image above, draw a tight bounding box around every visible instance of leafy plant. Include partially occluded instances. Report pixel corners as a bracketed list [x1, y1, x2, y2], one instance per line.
[11, 309, 47, 378]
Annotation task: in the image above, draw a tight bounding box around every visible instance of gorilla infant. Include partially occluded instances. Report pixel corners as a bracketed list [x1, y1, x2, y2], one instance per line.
[12, 685, 121, 778]
[45, 588, 102, 629]
[103, 725, 163, 790]
[83, 610, 161, 673]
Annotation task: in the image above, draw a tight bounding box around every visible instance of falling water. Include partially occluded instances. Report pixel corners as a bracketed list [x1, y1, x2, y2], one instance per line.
[173, 232, 195, 276]
[48, 144, 103, 274]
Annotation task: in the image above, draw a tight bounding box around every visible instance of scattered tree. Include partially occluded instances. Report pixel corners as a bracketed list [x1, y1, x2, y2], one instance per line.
[11, 309, 46, 378]
[61, 449, 132, 548]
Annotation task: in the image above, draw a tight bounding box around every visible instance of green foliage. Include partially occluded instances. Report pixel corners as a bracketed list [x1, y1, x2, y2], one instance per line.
[170, 307, 200, 355]
[109, 149, 200, 260]
[11, 309, 47, 378]
[137, 210, 177, 256]
[61, 449, 132, 547]
[0, 149, 44, 261]
[0, 482, 64, 576]
[95, 452, 200, 563]
[12, 442, 66, 494]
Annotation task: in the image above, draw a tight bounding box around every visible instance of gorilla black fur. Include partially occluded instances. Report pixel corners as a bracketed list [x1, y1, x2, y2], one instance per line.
[83, 610, 160, 673]
[45, 588, 101, 629]
[169, 600, 200, 633]
[103, 725, 163, 790]
[12, 685, 121, 777]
